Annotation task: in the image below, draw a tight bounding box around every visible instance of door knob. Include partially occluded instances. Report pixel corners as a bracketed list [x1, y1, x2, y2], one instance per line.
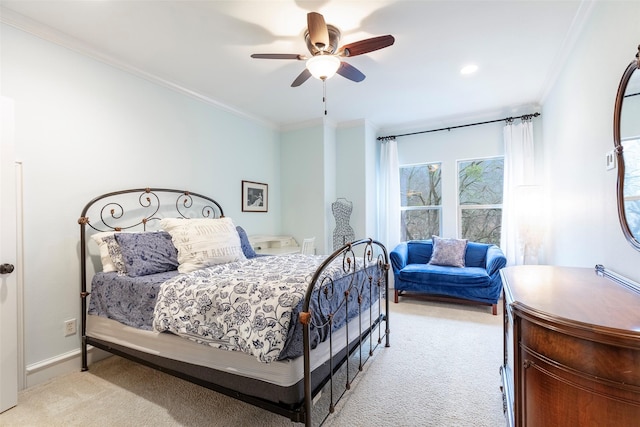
[0, 263, 15, 274]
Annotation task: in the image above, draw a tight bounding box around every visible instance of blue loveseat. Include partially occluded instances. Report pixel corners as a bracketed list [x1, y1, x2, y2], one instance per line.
[390, 240, 507, 315]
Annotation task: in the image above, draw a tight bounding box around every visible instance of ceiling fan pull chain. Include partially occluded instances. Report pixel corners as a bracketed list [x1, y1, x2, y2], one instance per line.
[323, 78, 328, 116]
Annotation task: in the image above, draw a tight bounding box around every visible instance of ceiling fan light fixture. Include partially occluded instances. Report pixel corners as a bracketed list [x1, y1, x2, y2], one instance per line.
[306, 55, 341, 80]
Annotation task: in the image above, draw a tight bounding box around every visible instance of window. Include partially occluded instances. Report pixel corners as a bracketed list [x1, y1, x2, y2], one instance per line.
[400, 163, 441, 240]
[458, 157, 504, 245]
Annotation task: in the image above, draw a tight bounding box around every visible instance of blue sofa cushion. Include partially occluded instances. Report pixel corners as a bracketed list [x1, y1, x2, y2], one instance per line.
[405, 240, 489, 268]
[464, 242, 489, 267]
[406, 240, 433, 264]
[398, 264, 490, 287]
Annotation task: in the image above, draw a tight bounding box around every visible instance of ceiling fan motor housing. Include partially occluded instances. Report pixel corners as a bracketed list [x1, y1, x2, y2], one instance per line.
[305, 25, 341, 56]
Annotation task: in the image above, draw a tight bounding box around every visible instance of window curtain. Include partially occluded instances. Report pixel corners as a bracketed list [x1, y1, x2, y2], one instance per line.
[501, 118, 535, 265]
[379, 139, 401, 251]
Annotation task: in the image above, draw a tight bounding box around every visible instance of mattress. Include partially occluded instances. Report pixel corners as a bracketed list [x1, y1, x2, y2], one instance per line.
[87, 299, 381, 388]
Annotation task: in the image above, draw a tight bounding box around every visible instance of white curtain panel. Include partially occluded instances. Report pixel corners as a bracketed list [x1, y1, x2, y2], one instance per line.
[379, 139, 401, 252]
[501, 120, 535, 266]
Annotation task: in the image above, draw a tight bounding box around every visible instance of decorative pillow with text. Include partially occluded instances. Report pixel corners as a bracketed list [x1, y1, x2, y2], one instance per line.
[160, 217, 246, 273]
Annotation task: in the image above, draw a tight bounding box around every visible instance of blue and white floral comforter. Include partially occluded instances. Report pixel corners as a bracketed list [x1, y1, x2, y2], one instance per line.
[152, 254, 375, 363]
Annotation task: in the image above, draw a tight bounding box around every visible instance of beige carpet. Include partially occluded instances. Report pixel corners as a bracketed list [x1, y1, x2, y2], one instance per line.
[0, 299, 506, 427]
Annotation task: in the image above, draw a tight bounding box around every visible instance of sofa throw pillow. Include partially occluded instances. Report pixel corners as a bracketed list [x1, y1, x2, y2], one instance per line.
[160, 217, 246, 273]
[114, 231, 179, 277]
[428, 235, 468, 268]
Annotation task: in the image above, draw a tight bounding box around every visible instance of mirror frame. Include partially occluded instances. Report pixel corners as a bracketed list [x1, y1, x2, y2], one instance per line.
[613, 44, 640, 250]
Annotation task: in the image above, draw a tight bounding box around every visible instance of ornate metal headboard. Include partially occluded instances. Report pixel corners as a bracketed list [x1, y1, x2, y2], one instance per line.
[77, 187, 225, 340]
[78, 187, 224, 231]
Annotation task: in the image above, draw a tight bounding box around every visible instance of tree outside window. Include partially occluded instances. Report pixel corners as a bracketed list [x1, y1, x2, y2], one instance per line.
[458, 157, 504, 245]
[400, 163, 441, 241]
[623, 138, 640, 237]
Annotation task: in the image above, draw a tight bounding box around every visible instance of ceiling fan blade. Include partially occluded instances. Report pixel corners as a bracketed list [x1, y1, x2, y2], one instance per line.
[307, 12, 329, 51]
[251, 53, 305, 60]
[336, 62, 365, 83]
[338, 35, 395, 57]
[291, 69, 312, 87]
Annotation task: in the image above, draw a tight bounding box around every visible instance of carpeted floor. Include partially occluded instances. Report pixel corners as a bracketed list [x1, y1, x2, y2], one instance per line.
[0, 299, 507, 427]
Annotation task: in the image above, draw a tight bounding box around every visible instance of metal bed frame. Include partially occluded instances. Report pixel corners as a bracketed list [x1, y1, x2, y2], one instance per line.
[78, 188, 390, 426]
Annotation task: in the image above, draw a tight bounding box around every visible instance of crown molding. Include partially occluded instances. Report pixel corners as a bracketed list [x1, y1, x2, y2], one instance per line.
[0, 6, 278, 131]
[538, 0, 596, 104]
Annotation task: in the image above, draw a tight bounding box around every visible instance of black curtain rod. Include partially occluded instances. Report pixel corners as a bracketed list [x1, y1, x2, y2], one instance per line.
[377, 112, 540, 141]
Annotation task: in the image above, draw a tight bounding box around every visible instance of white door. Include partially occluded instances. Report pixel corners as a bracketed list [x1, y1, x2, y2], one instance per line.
[0, 96, 18, 413]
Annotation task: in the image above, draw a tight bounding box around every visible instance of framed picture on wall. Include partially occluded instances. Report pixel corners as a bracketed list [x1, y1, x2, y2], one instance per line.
[242, 180, 268, 212]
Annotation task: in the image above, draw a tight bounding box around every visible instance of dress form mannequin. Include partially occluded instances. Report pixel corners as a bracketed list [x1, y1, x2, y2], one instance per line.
[332, 198, 355, 250]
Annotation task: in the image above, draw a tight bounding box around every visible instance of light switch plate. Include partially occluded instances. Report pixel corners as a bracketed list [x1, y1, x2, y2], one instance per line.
[605, 150, 616, 170]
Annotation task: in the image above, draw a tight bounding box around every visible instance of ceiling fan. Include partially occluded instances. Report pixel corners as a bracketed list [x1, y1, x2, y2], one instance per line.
[251, 12, 395, 87]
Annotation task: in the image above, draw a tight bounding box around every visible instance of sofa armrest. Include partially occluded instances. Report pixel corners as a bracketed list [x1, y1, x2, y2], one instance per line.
[390, 242, 409, 274]
[485, 245, 507, 275]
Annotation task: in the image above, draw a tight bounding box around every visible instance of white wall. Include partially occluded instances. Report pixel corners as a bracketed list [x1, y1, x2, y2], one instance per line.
[280, 120, 380, 255]
[335, 123, 367, 245]
[541, 0, 640, 281]
[331, 121, 380, 250]
[324, 121, 338, 253]
[280, 124, 328, 253]
[1, 23, 281, 383]
[364, 121, 379, 239]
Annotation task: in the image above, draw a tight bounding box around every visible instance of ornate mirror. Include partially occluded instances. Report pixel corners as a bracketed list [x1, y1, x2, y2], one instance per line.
[614, 45, 640, 250]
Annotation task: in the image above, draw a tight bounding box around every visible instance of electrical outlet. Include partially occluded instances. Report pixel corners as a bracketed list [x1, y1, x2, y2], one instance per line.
[64, 318, 77, 337]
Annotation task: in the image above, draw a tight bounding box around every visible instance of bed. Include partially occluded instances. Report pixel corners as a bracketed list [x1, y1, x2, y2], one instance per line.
[78, 188, 390, 426]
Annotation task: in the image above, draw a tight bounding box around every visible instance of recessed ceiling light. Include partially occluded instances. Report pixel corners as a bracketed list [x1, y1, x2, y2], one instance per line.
[460, 64, 478, 75]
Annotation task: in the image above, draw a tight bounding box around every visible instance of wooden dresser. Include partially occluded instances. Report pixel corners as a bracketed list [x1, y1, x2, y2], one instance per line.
[500, 265, 640, 427]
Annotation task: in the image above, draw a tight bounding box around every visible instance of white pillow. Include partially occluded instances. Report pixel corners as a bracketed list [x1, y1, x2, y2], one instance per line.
[90, 231, 116, 272]
[160, 217, 246, 273]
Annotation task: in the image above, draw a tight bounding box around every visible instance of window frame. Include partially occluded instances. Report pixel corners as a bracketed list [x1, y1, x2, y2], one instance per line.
[399, 162, 443, 241]
[456, 155, 504, 244]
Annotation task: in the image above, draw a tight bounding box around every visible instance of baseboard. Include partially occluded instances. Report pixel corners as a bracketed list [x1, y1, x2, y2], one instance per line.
[25, 346, 110, 389]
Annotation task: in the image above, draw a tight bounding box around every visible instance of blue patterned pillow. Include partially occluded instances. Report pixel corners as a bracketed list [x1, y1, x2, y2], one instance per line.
[236, 226, 257, 259]
[104, 234, 127, 275]
[428, 235, 468, 267]
[114, 231, 179, 277]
